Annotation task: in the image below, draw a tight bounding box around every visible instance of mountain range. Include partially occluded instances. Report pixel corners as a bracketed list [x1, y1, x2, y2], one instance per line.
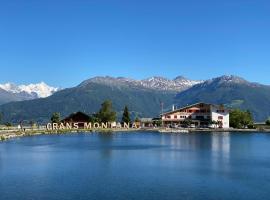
[80, 76, 202, 92]
[0, 82, 59, 105]
[174, 75, 270, 121]
[0, 75, 269, 123]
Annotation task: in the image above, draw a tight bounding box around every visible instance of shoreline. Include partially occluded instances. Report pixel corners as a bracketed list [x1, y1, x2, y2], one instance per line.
[1, 127, 270, 141]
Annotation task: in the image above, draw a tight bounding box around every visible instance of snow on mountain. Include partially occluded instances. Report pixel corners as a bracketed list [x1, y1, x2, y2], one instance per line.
[80, 76, 203, 92]
[141, 76, 203, 91]
[196, 75, 264, 88]
[0, 82, 59, 98]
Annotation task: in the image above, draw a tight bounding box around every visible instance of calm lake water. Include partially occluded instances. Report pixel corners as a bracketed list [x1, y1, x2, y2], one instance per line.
[1, 132, 270, 200]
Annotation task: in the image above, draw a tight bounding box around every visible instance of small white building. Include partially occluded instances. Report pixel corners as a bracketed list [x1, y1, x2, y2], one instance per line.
[161, 102, 230, 128]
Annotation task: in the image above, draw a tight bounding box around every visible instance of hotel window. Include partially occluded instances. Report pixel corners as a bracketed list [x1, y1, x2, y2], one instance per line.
[196, 116, 204, 120]
[217, 110, 225, 113]
[174, 115, 177, 119]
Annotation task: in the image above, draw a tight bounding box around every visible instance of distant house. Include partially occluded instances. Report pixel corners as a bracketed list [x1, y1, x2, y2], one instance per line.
[161, 103, 230, 128]
[140, 117, 161, 128]
[62, 112, 90, 127]
[140, 118, 154, 128]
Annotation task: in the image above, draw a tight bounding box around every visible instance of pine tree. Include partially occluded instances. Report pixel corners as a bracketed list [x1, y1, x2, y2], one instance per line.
[97, 100, 117, 122]
[122, 106, 131, 124]
[134, 116, 140, 122]
[51, 112, 61, 123]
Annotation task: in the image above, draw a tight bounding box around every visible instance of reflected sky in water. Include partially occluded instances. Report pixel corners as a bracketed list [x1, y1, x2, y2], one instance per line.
[0, 132, 270, 200]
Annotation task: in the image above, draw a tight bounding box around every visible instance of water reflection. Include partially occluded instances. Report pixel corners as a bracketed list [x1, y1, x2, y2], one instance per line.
[97, 133, 114, 158]
[1, 132, 270, 200]
[211, 133, 231, 172]
[156, 133, 232, 171]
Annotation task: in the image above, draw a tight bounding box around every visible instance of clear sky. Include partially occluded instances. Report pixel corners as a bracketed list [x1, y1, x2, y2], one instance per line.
[0, 0, 269, 87]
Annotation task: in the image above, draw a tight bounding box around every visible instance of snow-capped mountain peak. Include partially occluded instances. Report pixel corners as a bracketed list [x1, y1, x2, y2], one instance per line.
[0, 82, 59, 98]
[80, 75, 202, 92]
[140, 76, 203, 91]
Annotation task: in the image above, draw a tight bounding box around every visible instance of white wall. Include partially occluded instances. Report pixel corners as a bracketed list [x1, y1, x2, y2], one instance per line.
[210, 106, 230, 128]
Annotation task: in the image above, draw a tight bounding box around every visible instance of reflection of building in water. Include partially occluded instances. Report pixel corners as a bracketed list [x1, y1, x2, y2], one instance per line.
[156, 133, 233, 171]
[211, 133, 231, 154]
[158, 134, 214, 161]
[211, 133, 231, 171]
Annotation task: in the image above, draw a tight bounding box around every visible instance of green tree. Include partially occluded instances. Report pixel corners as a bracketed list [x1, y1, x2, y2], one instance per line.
[0, 135, 5, 141]
[183, 118, 192, 127]
[121, 106, 131, 124]
[230, 110, 241, 128]
[5, 122, 12, 130]
[134, 116, 140, 123]
[51, 112, 61, 123]
[266, 118, 270, 125]
[230, 109, 254, 128]
[241, 110, 253, 128]
[209, 120, 218, 128]
[153, 120, 162, 127]
[89, 113, 99, 123]
[97, 100, 116, 122]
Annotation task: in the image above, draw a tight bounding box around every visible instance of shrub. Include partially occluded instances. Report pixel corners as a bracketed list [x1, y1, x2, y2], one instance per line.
[0, 136, 5, 141]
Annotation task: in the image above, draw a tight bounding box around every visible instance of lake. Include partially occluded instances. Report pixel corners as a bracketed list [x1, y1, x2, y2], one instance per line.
[1, 132, 270, 200]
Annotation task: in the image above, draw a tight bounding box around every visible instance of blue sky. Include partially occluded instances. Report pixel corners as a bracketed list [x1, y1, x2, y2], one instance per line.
[0, 0, 270, 87]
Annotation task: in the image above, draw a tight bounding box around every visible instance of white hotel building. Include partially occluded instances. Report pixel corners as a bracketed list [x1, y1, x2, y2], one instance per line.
[161, 102, 230, 128]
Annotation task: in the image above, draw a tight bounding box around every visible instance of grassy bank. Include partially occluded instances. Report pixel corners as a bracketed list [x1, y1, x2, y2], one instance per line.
[1, 127, 270, 142]
[0, 128, 142, 141]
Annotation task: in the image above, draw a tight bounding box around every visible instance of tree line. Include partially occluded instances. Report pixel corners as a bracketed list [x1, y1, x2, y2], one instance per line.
[50, 100, 259, 129]
[51, 100, 133, 124]
[1, 101, 270, 129]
